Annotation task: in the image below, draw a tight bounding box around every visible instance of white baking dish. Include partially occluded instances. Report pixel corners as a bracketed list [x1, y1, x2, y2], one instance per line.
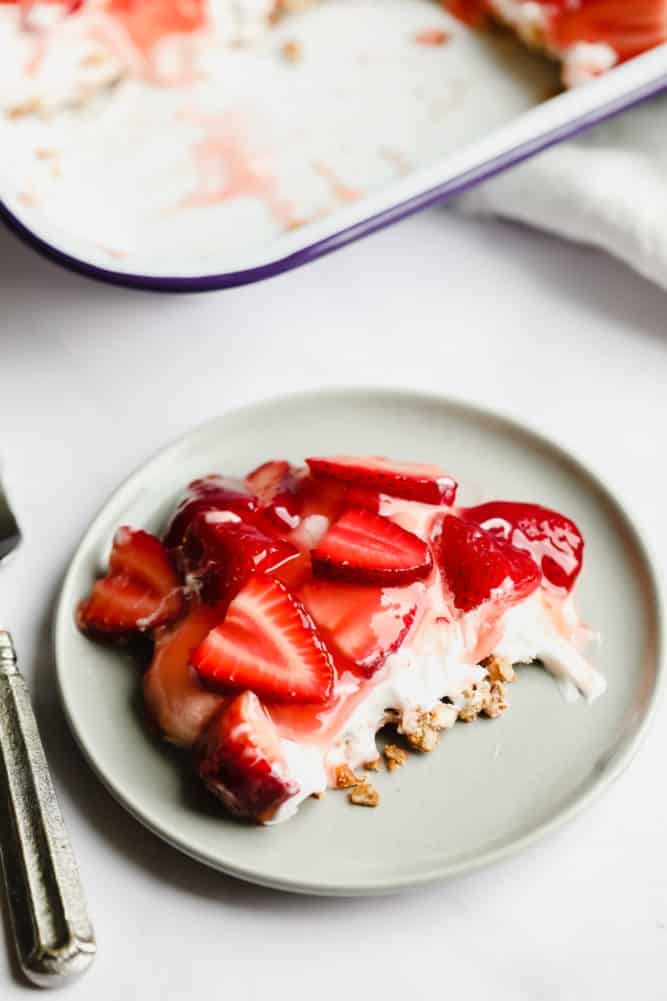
[1, 2, 666, 290]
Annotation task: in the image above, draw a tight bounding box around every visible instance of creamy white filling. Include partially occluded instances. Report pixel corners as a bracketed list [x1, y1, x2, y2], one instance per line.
[562, 42, 618, 88]
[270, 586, 605, 824]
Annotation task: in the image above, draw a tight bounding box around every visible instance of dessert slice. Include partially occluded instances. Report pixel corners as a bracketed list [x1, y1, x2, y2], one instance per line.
[76, 453, 605, 825]
[446, 0, 667, 86]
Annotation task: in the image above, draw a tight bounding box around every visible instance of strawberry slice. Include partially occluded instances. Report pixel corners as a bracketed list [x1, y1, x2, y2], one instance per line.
[77, 527, 183, 638]
[245, 460, 306, 529]
[144, 605, 227, 748]
[306, 455, 457, 505]
[182, 512, 307, 606]
[463, 501, 584, 592]
[343, 485, 382, 513]
[164, 475, 257, 551]
[312, 508, 432, 585]
[442, 0, 488, 26]
[437, 515, 540, 614]
[197, 691, 299, 822]
[548, 0, 667, 64]
[192, 575, 335, 703]
[299, 579, 419, 675]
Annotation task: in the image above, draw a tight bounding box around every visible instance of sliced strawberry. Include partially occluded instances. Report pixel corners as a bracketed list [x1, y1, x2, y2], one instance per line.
[463, 501, 584, 593]
[437, 515, 540, 614]
[245, 461, 348, 525]
[306, 455, 458, 505]
[442, 0, 488, 26]
[298, 476, 348, 522]
[298, 579, 419, 675]
[105, 0, 206, 56]
[77, 527, 183, 638]
[182, 512, 306, 607]
[192, 575, 335, 703]
[164, 475, 257, 551]
[245, 459, 306, 529]
[197, 691, 299, 822]
[343, 485, 382, 513]
[144, 605, 227, 748]
[312, 508, 432, 585]
[548, 0, 667, 64]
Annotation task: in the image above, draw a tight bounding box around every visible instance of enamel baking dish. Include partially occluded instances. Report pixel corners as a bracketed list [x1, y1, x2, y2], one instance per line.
[1, 2, 666, 291]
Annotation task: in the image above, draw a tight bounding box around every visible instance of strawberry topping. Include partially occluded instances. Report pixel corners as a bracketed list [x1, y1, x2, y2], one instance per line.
[164, 475, 257, 551]
[245, 459, 306, 529]
[298, 579, 419, 675]
[76, 527, 183, 637]
[312, 508, 432, 585]
[197, 691, 299, 821]
[192, 575, 335, 703]
[144, 605, 227, 748]
[437, 515, 540, 613]
[306, 454, 457, 505]
[548, 0, 667, 64]
[463, 501, 584, 592]
[181, 512, 306, 606]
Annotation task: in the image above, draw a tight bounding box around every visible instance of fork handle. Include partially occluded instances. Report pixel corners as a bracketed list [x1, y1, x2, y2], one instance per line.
[0, 630, 95, 987]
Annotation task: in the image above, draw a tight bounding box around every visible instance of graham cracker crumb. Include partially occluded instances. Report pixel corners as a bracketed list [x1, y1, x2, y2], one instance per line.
[281, 40, 302, 63]
[363, 757, 380, 772]
[400, 709, 441, 751]
[482, 680, 508, 719]
[335, 763, 362, 789]
[311, 790, 326, 800]
[348, 781, 380, 808]
[460, 678, 509, 721]
[80, 50, 108, 67]
[384, 744, 408, 772]
[481, 654, 515, 684]
[429, 703, 458, 730]
[7, 98, 42, 120]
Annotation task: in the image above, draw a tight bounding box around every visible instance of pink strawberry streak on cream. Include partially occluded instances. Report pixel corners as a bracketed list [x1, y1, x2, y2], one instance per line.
[179, 110, 301, 229]
[313, 161, 361, 204]
[19, 2, 206, 85]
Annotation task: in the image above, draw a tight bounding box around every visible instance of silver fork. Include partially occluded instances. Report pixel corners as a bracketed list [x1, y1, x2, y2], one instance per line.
[0, 478, 95, 987]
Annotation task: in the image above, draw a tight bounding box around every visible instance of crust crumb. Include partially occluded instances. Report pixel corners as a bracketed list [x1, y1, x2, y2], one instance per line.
[429, 703, 458, 730]
[482, 680, 508, 719]
[7, 98, 42, 119]
[481, 654, 515, 684]
[348, 781, 380, 807]
[460, 678, 509, 721]
[363, 757, 380, 772]
[400, 709, 441, 751]
[383, 744, 408, 772]
[311, 790, 326, 800]
[281, 39, 302, 63]
[335, 763, 362, 789]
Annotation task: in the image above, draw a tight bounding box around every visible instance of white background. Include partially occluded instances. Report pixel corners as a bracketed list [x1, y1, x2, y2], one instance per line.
[1, 205, 666, 1000]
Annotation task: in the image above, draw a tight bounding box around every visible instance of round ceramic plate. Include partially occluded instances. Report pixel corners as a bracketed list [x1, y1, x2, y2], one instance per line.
[55, 389, 663, 895]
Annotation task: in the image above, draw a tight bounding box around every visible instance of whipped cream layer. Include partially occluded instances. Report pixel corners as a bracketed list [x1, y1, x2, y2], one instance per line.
[269, 500, 605, 824]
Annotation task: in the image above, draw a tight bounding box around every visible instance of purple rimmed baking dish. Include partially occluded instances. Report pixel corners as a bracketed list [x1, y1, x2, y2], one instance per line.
[1, 6, 666, 292]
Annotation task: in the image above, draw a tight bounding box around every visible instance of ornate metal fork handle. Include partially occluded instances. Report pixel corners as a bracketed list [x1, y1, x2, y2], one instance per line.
[0, 630, 95, 986]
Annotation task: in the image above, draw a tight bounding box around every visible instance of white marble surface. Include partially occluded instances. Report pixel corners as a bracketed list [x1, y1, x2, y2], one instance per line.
[0, 207, 666, 999]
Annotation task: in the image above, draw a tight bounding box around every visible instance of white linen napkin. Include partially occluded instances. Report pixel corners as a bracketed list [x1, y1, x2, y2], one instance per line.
[459, 91, 667, 290]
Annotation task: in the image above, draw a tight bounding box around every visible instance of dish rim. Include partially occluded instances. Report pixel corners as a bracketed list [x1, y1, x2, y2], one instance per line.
[53, 387, 665, 895]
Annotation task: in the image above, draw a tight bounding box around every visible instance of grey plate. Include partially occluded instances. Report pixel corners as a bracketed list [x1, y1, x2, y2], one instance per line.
[54, 389, 664, 895]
